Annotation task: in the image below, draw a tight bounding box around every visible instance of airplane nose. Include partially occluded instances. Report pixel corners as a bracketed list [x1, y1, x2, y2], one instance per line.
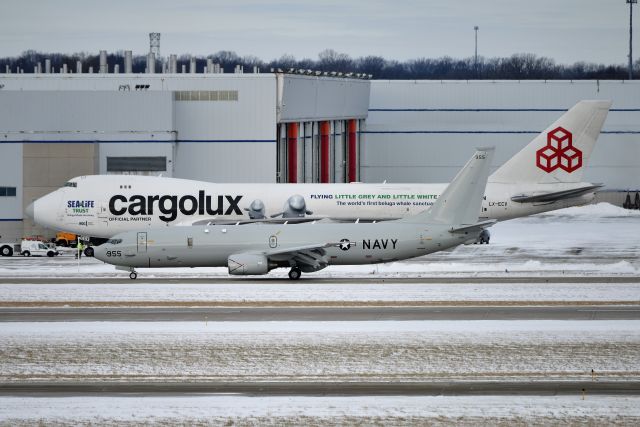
[93, 245, 106, 261]
[25, 202, 35, 220]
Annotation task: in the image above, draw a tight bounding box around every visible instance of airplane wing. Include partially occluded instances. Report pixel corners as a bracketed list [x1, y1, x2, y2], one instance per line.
[179, 217, 325, 226]
[181, 217, 400, 226]
[258, 242, 340, 272]
[510, 184, 603, 204]
[449, 219, 497, 234]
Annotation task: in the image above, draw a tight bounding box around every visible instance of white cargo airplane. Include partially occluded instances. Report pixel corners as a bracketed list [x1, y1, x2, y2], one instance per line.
[27, 100, 610, 242]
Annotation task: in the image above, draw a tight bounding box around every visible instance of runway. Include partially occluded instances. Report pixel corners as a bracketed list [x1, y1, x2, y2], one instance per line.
[2, 276, 638, 284]
[2, 381, 639, 396]
[2, 305, 640, 321]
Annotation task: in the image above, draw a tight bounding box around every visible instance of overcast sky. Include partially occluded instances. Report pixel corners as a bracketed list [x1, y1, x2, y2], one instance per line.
[1, 0, 637, 65]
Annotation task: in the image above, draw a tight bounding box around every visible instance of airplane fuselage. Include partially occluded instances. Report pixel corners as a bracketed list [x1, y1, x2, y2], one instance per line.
[96, 219, 469, 270]
[32, 175, 595, 238]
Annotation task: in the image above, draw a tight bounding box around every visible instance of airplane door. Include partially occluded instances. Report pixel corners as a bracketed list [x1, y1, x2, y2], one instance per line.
[137, 232, 147, 253]
[98, 202, 109, 219]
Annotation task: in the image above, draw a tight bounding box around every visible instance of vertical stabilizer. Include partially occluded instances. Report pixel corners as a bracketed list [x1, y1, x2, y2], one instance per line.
[489, 100, 611, 184]
[402, 147, 494, 225]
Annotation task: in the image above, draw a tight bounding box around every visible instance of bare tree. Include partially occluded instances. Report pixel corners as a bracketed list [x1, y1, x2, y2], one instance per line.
[0, 49, 632, 79]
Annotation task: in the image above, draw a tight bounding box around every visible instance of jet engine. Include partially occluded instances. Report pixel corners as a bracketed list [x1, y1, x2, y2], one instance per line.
[271, 194, 313, 219]
[245, 199, 266, 219]
[228, 253, 270, 275]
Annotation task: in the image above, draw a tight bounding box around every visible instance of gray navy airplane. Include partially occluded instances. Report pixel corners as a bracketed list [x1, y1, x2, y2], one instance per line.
[95, 148, 495, 279]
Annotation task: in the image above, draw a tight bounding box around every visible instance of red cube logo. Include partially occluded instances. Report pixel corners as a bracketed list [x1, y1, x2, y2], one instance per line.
[535, 127, 582, 173]
[536, 146, 559, 172]
[547, 127, 572, 151]
[559, 146, 582, 172]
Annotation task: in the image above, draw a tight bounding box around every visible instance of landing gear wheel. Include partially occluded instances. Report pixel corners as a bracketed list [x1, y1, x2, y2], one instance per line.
[129, 271, 137, 280]
[84, 247, 94, 257]
[288, 267, 301, 280]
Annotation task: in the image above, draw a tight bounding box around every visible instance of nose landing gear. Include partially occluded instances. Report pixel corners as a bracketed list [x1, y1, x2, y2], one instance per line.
[129, 270, 137, 280]
[288, 267, 301, 280]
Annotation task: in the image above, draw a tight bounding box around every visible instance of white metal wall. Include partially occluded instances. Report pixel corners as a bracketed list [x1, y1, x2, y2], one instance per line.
[365, 80, 640, 188]
[0, 143, 22, 241]
[172, 75, 277, 182]
[0, 91, 173, 141]
[279, 75, 370, 122]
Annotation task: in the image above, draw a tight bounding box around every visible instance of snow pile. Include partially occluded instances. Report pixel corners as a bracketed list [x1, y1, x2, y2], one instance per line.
[538, 202, 640, 219]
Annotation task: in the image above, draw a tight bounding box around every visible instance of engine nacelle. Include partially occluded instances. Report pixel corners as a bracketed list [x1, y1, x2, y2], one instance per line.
[228, 253, 269, 275]
[245, 199, 266, 219]
[282, 194, 313, 218]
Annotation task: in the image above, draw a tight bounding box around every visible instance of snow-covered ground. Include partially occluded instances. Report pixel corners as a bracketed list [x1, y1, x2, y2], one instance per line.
[0, 203, 638, 280]
[1, 281, 638, 304]
[2, 320, 638, 383]
[1, 204, 638, 424]
[1, 395, 639, 426]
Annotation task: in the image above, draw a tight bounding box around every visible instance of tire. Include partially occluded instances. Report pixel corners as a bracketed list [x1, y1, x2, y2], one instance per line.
[47, 251, 55, 257]
[0, 245, 12, 257]
[288, 267, 302, 280]
[84, 247, 94, 257]
[129, 272, 137, 280]
[22, 250, 30, 257]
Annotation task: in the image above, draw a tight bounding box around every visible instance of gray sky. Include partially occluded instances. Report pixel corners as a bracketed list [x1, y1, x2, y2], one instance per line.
[1, 0, 637, 65]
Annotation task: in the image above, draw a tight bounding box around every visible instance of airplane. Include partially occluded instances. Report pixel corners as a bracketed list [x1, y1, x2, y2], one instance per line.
[94, 148, 495, 280]
[27, 100, 611, 246]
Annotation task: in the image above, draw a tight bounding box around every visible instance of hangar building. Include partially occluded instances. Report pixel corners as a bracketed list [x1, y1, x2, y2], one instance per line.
[0, 65, 638, 242]
[0, 71, 369, 240]
[365, 80, 640, 189]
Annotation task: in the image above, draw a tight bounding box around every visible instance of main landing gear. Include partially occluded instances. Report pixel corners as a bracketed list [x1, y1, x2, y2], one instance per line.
[288, 267, 301, 280]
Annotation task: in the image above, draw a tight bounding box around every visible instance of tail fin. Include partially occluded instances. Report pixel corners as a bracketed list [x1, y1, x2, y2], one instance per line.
[489, 100, 611, 184]
[402, 147, 494, 225]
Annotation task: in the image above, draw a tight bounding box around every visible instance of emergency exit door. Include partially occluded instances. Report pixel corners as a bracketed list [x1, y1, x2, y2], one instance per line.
[137, 232, 147, 253]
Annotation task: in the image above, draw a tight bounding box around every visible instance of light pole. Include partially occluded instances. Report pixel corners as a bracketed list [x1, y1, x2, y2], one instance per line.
[628, 0, 637, 80]
[474, 26, 479, 77]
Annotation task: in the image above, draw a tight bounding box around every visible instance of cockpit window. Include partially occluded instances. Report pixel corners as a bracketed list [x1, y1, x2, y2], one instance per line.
[107, 238, 122, 245]
[64, 182, 77, 188]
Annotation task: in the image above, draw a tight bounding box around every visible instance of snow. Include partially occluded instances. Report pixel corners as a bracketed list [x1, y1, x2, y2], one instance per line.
[2, 321, 638, 383]
[2, 319, 637, 335]
[1, 395, 639, 425]
[1, 280, 638, 303]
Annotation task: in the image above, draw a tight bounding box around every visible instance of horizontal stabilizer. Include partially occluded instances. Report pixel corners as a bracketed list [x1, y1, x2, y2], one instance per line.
[510, 184, 603, 204]
[449, 219, 497, 234]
